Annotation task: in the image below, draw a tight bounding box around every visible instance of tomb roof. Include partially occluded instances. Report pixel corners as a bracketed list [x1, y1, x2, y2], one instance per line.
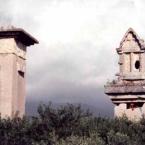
[0, 26, 38, 46]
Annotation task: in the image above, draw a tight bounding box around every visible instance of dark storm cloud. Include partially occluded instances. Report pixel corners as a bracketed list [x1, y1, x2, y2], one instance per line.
[26, 41, 115, 116]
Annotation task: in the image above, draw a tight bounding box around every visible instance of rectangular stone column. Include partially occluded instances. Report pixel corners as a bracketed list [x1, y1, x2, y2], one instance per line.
[123, 53, 130, 74]
[130, 52, 133, 72]
[140, 52, 145, 72]
[119, 54, 123, 74]
[114, 103, 127, 117]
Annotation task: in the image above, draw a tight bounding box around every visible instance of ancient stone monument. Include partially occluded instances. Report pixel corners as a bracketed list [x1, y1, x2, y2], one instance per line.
[105, 28, 145, 121]
[0, 26, 38, 118]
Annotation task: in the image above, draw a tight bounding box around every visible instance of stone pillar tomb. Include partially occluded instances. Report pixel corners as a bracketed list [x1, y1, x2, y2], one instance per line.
[0, 26, 38, 118]
[105, 28, 145, 121]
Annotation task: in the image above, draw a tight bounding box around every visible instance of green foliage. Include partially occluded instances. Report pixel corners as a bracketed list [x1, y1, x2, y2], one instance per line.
[1, 103, 145, 144]
[107, 130, 130, 145]
[37, 103, 92, 138]
[55, 133, 105, 145]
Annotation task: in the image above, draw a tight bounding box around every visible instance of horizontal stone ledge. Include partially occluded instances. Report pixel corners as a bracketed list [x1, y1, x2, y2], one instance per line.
[105, 86, 145, 94]
[111, 97, 145, 104]
[112, 100, 145, 104]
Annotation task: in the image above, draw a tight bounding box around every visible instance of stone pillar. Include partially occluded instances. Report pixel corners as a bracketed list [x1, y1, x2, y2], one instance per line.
[0, 53, 15, 117]
[142, 103, 145, 116]
[114, 103, 126, 117]
[130, 52, 133, 72]
[140, 52, 145, 72]
[0, 27, 38, 118]
[126, 107, 142, 121]
[119, 54, 123, 74]
[123, 53, 131, 74]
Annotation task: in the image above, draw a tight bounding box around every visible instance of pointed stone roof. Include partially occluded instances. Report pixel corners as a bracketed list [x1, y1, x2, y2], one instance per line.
[117, 28, 145, 53]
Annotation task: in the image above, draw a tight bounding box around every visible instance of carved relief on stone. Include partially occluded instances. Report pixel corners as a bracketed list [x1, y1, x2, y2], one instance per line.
[16, 41, 26, 59]
[17, 61, 26, 73]
[0, 38, 16, 54]
[105, 28, 145, 121]
[0, 38, 26, 59]
[16, 46, 26, 59]
[117, 28, 145, 53]
[121, 33, 140, 52]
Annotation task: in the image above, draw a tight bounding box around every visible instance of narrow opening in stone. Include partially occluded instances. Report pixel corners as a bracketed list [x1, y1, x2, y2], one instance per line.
[18, 71, 24, 78]
[135, 60, 140, 69]
[127, 102, 143, 109]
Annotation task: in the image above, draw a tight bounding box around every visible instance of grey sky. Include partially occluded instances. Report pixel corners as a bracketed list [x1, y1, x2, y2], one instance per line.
[1, 0, 145, 115]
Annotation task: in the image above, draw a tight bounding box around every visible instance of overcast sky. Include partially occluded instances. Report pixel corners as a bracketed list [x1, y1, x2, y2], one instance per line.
[1, 0, 145, 115]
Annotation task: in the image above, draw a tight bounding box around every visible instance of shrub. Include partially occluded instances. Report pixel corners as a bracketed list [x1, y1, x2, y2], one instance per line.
[0, 103, 145, 145]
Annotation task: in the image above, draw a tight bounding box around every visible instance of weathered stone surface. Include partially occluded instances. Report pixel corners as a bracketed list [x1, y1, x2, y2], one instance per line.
[114, 103, 126, 117]
[105, 28, 145, 121]
[0, 26, 38, 118]
[0, 38, 26, 59]
[105, 84, 145, 94]
[114, 103, 142, 121]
